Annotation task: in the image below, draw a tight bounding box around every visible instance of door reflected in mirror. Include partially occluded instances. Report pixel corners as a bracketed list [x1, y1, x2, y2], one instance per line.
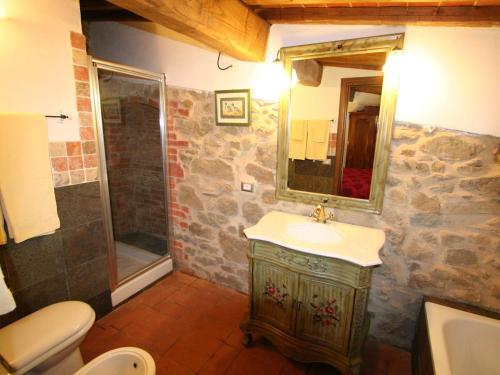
[287, 59, 383, 200]
[276, 34, 404, 214]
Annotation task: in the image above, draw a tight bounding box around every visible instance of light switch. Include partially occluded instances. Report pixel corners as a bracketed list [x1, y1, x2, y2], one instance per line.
[241, 182, 254, 192]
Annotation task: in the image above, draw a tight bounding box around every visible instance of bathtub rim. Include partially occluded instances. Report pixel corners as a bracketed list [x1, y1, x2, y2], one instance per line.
[421, 296, 500, 375]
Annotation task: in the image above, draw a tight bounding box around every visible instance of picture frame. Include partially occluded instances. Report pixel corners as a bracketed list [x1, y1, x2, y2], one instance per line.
[214, 89, 251, 126]
[101, 98, 122, 124]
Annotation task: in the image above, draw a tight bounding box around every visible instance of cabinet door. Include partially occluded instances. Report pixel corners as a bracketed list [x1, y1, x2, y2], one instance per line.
[295, 274, 355, 353]
[252, 259, 298, 334]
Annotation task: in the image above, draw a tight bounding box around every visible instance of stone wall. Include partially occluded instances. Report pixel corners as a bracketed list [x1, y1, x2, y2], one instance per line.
[166, 86, 499, 349]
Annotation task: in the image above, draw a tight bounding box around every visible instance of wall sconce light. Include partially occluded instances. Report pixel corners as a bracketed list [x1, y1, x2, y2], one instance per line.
[383, 48, 405, 91]
[383, 48, 404, 75]
[0, 7, 6, 19]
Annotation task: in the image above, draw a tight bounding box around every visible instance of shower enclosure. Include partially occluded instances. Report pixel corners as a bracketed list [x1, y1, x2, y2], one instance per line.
[89, 58, 171, 301]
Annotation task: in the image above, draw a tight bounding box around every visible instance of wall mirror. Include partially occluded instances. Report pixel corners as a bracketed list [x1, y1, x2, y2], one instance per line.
[276, 33, 404, 214]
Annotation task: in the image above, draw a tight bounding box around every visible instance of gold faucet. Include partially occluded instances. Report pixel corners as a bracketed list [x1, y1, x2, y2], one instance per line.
[310, 204, 334, 223]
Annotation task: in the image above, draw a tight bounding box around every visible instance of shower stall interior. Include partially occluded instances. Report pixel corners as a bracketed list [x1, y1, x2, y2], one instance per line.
[89, 59, 171, 295]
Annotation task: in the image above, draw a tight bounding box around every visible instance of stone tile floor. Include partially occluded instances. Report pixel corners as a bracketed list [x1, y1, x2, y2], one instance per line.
[81, 272, 411, 375]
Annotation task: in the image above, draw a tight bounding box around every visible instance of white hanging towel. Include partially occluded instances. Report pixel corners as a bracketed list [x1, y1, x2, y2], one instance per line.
[0, 265, 15, 315]
[0, 113, 60, 243]
[305, 120, 330, 161]
[288, 119, 307, 160]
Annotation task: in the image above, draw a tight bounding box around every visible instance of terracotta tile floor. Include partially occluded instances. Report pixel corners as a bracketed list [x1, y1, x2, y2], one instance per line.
[80, 272, 411, 375]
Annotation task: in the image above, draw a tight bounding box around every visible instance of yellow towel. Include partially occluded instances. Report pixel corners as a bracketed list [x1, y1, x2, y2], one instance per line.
[288, 119, 307, 160]
[0, 113, 60, 243]
[306, 120, 330, 160]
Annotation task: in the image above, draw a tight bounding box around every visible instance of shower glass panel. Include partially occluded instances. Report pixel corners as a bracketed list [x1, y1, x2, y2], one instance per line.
[91, 61, 169, 286]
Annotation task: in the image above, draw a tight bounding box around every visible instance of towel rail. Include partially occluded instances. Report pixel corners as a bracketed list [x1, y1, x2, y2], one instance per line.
[45, 114, 69, 120]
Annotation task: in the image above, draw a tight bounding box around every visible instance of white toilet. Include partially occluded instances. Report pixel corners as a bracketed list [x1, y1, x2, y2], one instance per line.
[0, 301, 95, 375]
[0, 301, 156, 375]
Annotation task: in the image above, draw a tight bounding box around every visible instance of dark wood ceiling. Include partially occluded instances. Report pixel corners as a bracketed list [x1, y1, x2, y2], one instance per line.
[80, 0, 500, 61]
[81, 0, 500, 25]
[80, 0, 145, 21]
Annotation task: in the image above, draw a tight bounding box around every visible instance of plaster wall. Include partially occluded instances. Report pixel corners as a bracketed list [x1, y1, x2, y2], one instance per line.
[88, 23, 500, 136]
[0, 0, 82, 141]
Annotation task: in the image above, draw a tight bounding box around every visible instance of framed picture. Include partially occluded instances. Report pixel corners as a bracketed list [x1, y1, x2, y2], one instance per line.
[101, 98, 121, 124]
[215, 89, 251, 126]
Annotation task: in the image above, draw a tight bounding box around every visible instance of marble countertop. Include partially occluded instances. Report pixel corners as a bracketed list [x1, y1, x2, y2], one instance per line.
[244, 211, 385, 267]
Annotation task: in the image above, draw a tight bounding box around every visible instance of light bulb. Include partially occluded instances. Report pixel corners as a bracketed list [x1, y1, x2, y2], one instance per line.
[383, 49, 405, 75]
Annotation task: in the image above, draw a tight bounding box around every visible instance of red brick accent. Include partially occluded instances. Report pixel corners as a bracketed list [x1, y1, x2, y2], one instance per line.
[77, 97, 91, 112]
[79, 127, 95, 141]
[170, 140, 189, 147]
[82, 141, 97, 155]
[179, 222, 188, 229]
[84, 155, 98, 168]
[79, 112, 93, 127]
[70, 31, 86, 50]
[51, 157, 68, 172]
[171, 209, 186, 219]
[66, 141, 82, 156]
[68, 156, 83, 170]
[74, 66, 89, 82]
[148, 98, 159, 108]
[168, 163, 184, 178]
[177, 108, 189, 117]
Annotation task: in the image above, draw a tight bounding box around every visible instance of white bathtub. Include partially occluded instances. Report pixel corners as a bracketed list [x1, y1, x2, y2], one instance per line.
[425, 302, 500, 375]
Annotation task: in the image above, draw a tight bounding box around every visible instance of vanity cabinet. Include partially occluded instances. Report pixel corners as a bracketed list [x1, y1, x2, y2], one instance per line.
[241, 240, 374, 375]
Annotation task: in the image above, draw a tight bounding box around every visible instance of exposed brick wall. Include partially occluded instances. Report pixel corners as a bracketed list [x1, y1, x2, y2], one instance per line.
[48, 31, 98, 187]
[166, 98, 192, 260]
[103, 94, 166, 239]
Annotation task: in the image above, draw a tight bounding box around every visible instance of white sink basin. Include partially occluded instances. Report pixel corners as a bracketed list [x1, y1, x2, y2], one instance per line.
[285, 222, 342, 245]
[244, 211, 385, 266]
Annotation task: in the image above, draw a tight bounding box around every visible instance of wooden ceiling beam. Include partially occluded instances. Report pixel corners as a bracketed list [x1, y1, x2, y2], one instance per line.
[106, 0, 270, 62]
[243, 0, 499, 5]
[255, 6, 500, 25]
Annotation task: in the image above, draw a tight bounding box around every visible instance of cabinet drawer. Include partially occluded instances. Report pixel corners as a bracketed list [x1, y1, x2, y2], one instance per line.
[252, 241, 371, 288]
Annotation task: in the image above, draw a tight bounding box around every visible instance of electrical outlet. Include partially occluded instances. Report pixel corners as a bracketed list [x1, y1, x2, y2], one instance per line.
[241, 182, 254, 192]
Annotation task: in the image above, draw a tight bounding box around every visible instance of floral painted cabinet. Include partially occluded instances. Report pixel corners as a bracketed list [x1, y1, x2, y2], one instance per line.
[295, 274, 355, 353]
[252, 259, 298, 335]
[241, 241, 374, 375]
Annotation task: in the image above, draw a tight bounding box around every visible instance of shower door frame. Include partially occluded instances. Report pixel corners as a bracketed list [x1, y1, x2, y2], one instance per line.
[88, 57, 171, 291]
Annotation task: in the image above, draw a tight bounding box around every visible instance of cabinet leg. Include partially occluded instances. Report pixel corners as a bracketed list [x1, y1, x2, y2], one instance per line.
[242, 333, 252, 347]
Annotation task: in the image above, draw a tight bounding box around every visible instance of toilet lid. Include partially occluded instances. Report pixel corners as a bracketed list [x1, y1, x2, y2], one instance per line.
[0, 301, 95, 371]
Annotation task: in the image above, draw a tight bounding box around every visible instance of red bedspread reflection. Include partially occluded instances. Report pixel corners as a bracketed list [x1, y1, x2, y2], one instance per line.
[341, 168, 372, 199]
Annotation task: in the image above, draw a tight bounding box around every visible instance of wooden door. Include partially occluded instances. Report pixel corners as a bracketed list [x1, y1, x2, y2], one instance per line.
[333, 76, 382, 194]
[252, 260, 298, 335]
[345, 111, 378, 169]
[295, 274, 355, 354]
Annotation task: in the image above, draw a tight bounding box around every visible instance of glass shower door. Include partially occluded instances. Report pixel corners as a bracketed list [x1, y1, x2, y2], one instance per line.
[90, 59, 169, 288]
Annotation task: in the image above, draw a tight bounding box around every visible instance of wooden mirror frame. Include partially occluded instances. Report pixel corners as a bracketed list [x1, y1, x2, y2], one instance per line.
[276, 33, 405, 214]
